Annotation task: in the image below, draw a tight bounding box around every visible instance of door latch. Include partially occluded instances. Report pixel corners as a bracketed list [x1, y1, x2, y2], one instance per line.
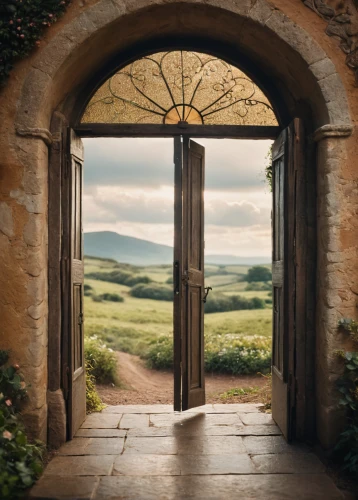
[203, 286, 212, 303]
[78, 312, 84, 326]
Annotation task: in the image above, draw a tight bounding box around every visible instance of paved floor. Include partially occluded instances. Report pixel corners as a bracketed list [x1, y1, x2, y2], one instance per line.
[31, 404, 343, 499]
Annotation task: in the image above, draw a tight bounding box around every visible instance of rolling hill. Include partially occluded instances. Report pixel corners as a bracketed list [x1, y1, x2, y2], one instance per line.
[84, 231, 270, 266]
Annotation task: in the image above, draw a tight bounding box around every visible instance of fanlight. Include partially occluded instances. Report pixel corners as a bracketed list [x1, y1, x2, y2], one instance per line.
[81, 51, 278, 126]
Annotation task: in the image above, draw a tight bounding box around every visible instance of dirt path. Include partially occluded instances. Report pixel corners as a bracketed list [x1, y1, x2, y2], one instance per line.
[96, 351, 268, 405]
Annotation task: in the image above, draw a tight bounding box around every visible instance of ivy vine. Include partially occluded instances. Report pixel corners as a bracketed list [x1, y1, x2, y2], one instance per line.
[335, 318, 358, 475]
[0, 0, 71, 87]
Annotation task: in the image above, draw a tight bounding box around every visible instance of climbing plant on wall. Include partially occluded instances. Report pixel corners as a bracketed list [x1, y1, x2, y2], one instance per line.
[335, 319, 358, 475]
[0, 0, 71, 86]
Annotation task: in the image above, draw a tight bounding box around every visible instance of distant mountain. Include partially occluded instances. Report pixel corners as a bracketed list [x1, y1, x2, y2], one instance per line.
[84, 231, 270, 266]
[84, 231, 173, 266]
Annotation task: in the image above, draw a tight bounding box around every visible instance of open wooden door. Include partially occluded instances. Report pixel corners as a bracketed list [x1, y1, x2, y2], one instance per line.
[65, 129, 86, 438]
[174, 137, 206, 411]
[271, 119, 303, 441]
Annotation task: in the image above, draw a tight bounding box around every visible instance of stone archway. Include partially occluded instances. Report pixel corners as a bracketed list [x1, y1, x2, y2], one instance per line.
[1, 0, 354, 450]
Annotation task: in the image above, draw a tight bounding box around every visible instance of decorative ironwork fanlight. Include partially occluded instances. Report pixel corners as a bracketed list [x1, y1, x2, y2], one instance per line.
[81, 51, 278, 126]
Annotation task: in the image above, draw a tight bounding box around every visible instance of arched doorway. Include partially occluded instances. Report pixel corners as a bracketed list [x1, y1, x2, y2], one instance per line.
[11, 1, 352, 450]
[49, 46, 313, 443]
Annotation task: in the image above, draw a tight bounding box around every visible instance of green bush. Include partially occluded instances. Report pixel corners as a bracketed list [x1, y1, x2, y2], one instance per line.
[130, 283, 173, 301]
[166, 276, 174, 284]
[143, 334, 271, 375]
[86, 270, 152, 287]
[84, 284, 94, 296]
[84, 336, 117, 384]
[205, 293, 265, 314]
[0, 350, 43, 499]
[99, 293, 124, 303]
[245, 266, 272, 283]
[245, 282, 272, 291]
[145, 336, 173, 370]
[85, 361, 105, 414]
[92, 294, 103, 303]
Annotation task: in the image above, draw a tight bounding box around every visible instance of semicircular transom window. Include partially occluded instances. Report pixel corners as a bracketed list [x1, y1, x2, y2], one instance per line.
[81, 51, 278, 126]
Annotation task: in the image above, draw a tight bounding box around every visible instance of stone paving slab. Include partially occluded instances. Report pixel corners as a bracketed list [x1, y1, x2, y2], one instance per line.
[113, 453, 256, 476]
[30, 476, 99, 499]
[251, 452, 326, 474]
[239, 412, 275, 425]
[127, 424, 282, 437]
[76, 428, 126, 438]
[58, 437, 125, 455]
[124, 436, 179, 455]
[149, 412, 242, 427]
[44, 455, 116, 476]
[242, 435, 308, 455]
[93, 474, 343, 499]
[120, 413, 149, 428]
[80, 414, 121, 429]
[177, 436, 246, 455]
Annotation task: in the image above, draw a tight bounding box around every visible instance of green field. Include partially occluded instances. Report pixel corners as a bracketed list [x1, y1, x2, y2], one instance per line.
[84, 257, 273, 373]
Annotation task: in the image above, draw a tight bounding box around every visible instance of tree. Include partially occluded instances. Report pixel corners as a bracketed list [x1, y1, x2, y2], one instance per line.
[246, 265, 271, 283]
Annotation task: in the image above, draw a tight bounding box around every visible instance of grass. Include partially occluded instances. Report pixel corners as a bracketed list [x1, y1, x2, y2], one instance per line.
[84, 257, 273, 373]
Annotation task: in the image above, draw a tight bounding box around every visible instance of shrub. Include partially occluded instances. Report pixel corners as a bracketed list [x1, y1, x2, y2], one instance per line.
[334, 319, 358, 475]
[166, 276, 174, 284]
[84, 284, 94, 296]
[84, 336, 117, 384]
[145, 336, 173, 370]
[143, 334, 271, 375]
[86, 270, 152, 287]
[245, 266, 272, 283]
[245, 282, 272, 291]
[99, 293, 124, 303]
[204, 293, 265, 314]
[130, 283, 173, 301]
[0, 350, 43, 499]
[92, 294, 103, 302]
[85, 361, 105, 414]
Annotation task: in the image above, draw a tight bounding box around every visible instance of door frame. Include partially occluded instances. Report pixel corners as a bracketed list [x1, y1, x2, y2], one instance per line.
[49, 119, 316, 442]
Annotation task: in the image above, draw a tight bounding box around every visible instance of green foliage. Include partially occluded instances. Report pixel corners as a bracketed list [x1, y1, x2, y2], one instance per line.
[0, 350, 43, 499]
[264, 145, 273, 192]
[84, 284, 93, 296]
[145, 336, 173, 370]
[130, 283, 173, 301]
[245, 281, 272, 291]
[144, 334, 271, 375]
[166, 275, 174, 284]
[245, 266, 272, 283]
[334, 319, 358, 475]
[220, 386, 260, 399]
[204, 293, 266, 314]
[86, 270, 152, 287]
[85, 361, 105, 414]
[84, 336, 117, 384]
[0, 0, 70, 86]
[99, 293, 124, 303]
[92, 294, 103, 303]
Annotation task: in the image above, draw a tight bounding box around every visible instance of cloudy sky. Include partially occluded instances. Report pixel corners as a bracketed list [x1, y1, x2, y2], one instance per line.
[83, 138, 272, 257]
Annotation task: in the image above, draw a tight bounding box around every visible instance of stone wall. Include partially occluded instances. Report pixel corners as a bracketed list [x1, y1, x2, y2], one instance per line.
[0, 0, 356, 448]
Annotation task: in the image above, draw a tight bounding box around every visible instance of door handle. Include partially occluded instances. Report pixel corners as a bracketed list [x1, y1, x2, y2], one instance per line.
[203, 286, 212, 303]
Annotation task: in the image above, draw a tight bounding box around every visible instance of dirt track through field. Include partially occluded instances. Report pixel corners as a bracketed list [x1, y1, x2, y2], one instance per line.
[96, 351, 268, 405]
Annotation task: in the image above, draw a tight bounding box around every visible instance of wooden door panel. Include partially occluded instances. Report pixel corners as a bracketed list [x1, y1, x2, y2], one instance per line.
[271, 119, 304, 441]
[173, 137, 206, 412]
[182, 139, 205, 411]
[271, 127, 288, 438]
[68, 129, 86, 438]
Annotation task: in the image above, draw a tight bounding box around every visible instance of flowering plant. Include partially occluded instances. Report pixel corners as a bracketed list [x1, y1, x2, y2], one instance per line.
[0, 350, 43, 498]
[0, 0, 71, 86]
